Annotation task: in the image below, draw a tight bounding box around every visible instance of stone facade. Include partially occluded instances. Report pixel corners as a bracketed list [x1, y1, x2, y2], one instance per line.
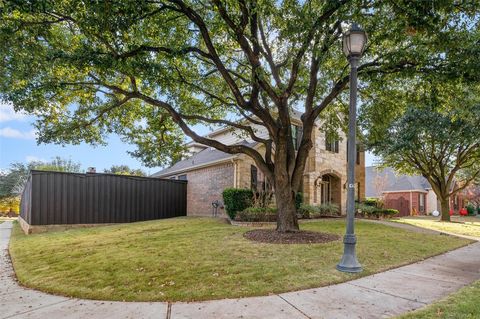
[302, 128, 365, 214]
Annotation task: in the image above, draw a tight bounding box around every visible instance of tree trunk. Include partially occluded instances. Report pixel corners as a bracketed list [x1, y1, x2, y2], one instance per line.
[440, 197, 451, 222]
[274, 175, 299, 232]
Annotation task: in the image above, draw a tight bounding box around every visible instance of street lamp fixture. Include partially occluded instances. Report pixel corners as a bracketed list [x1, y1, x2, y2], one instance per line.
[337, 23, 367, 273]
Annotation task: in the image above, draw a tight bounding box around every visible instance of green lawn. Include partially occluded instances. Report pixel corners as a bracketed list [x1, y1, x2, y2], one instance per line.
[394, 216, 480, 238]
[398, 280, 480, 319]
[9, 217, 471, 302]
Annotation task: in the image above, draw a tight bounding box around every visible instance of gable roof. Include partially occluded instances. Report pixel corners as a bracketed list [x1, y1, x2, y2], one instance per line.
[365, 166, 431, 197]
[151, 141, 256, 178]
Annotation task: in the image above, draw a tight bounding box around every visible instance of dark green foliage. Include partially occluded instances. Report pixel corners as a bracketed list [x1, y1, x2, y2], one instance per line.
[295, 192, 303, 210]
[235, 207, 277, 222]
[466, 205, 476, 216]
[222, 188, 253, 220]
[364, 198, 382, 207]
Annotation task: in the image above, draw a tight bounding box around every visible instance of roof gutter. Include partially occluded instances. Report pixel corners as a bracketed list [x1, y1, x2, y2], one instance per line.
[153, 156, 238, 178]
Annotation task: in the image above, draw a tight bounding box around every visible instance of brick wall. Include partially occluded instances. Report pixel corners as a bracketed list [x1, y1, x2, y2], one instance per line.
[164, 162, 234, 216]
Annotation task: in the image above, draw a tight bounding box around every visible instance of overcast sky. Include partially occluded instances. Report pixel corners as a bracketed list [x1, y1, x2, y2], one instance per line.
[0, 102, 378, 174]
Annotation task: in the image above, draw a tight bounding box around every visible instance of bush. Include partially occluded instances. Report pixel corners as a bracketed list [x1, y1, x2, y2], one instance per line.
[379, 209, 399, 218]
[466, 204, 476, 216]
[295, 192, 303, 210]
[0, 196, 20, 214]
[364, 197, 383, 208]
[298, 204, 319, 219]
[355, 203, 377, 216]
[318, 203, 340, 216]
[298, 203, 339, 219]
[235, 207, 277, 222]
[355, 202, 398, 219]
[222, 188, 253, 220]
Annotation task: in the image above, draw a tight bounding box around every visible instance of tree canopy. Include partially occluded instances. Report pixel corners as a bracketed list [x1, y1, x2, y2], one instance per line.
[0, 157, 82, 199]
[1, 0, 478, 230]
[104, 165, 146, 176]
[361, 79, 480, 221]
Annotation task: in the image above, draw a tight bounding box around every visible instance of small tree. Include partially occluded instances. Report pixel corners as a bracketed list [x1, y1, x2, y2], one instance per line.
[0, 158, 82, 199]
[104, 165, 146, 176]
[365, 83, 480, 222]
[35, 156, 82, 173]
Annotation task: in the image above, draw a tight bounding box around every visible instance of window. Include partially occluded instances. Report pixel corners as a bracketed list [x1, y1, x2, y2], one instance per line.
[419, 193, 425, 213]
[250, 165, 258, 191]
[325, 133, 339, 153]
[320, 175, 331, 204]
[292, 125, 303, 150]
[356, 149, 360, 165]
[178, 174, 187, 181]
[169, 176, 176, 180]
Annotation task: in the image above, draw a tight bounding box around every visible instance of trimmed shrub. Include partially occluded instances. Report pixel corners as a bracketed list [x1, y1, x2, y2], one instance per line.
[222, 188, 253, 220]
[379, 209, 399, 218]
[466, 204, 476, 216]
[355, 203, 377, 216]
[235, 207, 277, 222]
[355, 203, 398, 219]
[295, 192, 304, 210]
[364, 197, 381, 207]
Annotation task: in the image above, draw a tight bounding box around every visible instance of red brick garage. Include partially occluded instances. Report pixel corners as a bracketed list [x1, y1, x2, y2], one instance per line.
[383, 191, 427, 217]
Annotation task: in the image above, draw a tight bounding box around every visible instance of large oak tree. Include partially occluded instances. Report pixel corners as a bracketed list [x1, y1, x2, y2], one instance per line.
[0, 1, 477, 231]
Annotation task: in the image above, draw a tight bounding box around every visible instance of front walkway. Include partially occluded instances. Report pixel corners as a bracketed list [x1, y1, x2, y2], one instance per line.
[1, 221, 479, 319]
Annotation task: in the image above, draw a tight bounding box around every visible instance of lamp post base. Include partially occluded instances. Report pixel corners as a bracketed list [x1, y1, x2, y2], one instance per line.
[337, 234, 363, 273]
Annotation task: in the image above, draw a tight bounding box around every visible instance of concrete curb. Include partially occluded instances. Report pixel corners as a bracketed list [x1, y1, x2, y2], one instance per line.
[2, 221, 480, 319]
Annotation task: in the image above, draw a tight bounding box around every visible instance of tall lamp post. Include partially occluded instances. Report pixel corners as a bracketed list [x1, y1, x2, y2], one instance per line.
[337, 23, 367, 273]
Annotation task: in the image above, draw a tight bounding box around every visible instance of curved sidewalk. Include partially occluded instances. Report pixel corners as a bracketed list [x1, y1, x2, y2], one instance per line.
[1, 221, 479, 319]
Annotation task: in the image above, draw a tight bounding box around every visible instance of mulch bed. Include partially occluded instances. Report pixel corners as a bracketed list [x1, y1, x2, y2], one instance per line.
[244, 229, 341, 244]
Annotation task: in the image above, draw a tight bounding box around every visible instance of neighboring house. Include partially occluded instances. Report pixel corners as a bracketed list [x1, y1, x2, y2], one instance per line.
[366, 166, 465, 216]
[152, 111, 365, 217]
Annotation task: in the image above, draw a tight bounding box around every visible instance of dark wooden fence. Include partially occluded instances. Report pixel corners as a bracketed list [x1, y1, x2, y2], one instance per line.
[20, 170, 187, 225]
[385, 196, 410, 217]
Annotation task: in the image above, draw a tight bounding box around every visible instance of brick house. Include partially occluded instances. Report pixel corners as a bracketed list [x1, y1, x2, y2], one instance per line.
[366, 166, 465, 216]
[152, 111, 365, 216]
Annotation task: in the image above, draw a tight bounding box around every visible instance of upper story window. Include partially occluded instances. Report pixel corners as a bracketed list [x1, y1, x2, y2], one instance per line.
[178, 174, 187, 181]
[292, 125, 303, 150]
[325, 133, 339, 153]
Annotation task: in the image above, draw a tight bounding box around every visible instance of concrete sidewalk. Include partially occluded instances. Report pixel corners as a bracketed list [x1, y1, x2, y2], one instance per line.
[1, 221, 479, 319]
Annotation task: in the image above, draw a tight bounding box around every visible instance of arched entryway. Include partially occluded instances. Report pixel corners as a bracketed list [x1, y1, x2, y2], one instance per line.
[314, 173, 342, 210]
